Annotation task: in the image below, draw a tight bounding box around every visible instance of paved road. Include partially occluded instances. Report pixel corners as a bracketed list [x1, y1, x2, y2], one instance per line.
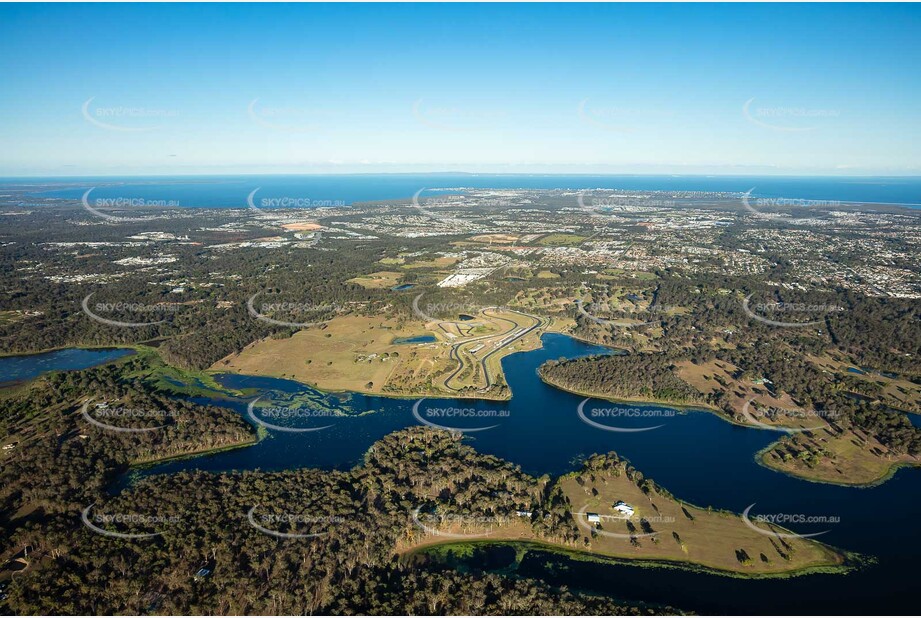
[441, 309, 517, 391]
[441, 307, 544, 392]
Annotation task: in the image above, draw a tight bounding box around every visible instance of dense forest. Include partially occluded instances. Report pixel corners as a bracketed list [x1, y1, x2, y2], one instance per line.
[1, 370, 675, 616]
[0, 357, 255, 515]
[540, 353, 705, 406]
[543, 295, 921, 460]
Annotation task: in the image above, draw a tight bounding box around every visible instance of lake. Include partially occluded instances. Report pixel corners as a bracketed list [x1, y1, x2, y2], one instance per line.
[391, 335, 437, 344]
[112, 333, 921, 614]
[3, 338, 919, 614]
[0, 347, 133, 385]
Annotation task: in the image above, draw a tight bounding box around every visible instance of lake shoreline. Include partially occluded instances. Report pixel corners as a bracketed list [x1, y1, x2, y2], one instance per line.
[0, 345, 136, 389]
[406, 538, 855, 581]
[536, 371, 723, 415]
[754, 441, 921, 489]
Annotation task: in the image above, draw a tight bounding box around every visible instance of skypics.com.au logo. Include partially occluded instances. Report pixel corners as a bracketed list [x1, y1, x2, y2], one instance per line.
[411, 99, 506, 132]
[81, 187, 178, 222]
[575, 299, 676, 328]
[411, 399, 509, 433]
[576, 99, 674, 134]
[82, 293, 184, 328]
[742, 293, 845, 328]
[247, 506, 344, 539]
[411, 293, 497, 324]
[741, 187, 841, 220]
[246, 397, 338, 433]
[247, 98, 342, 133]
[576, 399, 676, 433]
[573, 504, 676, 540]
[411, 188, 471, 229]
[741, 504, 839, 539]
[81, 400, 178, 433]
[247, 188, 345, 218]
[577, 99, 639, 133]
[577, 191, 677, 215]
[81, 97, 178, 132]
[740, 398, 840, 433]
[246, 291, 340, 328]
[411, 506, 511, 539]
[742, 98, 839, 133]
[81, 504, 182, 540]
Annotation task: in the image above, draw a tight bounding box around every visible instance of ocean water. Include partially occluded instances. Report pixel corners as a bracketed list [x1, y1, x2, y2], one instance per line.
[8, 174, 921, 208]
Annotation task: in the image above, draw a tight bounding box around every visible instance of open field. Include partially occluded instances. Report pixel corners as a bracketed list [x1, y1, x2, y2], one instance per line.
[555, 459, 844, 574]
[676, 359, 812, 429]
[759, 424, 921, 486]
[280, 221, 323, 231]
[535, 233, 587, 246]
[400, 256, 461, 269]
[213, 315, 441, 395]
[597, 268, 658, 281]
[398, 455, 846, 577]
[346, 271, 404, 289]
[468, 233, 520, 244]
[213, 309, 555, 400]
[808, 353, 921, 412]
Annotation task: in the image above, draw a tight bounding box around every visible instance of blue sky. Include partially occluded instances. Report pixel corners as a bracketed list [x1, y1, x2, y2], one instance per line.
[1, 3, 919, 176]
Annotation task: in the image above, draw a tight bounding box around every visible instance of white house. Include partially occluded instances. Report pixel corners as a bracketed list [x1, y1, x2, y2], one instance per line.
[586, 512, 601, 524]
[613, 501, 635, 518]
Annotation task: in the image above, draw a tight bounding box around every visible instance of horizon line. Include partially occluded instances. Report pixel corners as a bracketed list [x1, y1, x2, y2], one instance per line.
[4, 171, 921, 180]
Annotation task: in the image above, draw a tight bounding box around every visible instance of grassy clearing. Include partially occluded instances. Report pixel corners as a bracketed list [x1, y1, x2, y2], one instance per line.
[759, 425, 921, 486]
[555, 465, 843, 575]
[468, 233, 520, 244]
[213, 315, 437, 395]
[346, 271, 404, 289]
[399, 460, 846, 577]
[536, 233, 587, 246]
[213, 310, 552, 400]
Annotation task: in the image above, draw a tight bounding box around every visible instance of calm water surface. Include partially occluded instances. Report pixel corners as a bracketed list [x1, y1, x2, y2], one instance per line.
[0, 348, 132, 385]
[16, 174, 921, 208]
[3, 337, 918, 614]
[117, 334, 921, 614]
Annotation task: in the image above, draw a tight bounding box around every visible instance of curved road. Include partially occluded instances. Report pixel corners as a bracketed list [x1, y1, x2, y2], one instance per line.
[441, 307, 545, 392]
